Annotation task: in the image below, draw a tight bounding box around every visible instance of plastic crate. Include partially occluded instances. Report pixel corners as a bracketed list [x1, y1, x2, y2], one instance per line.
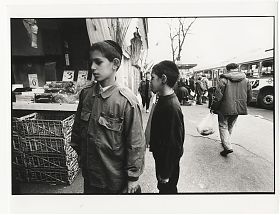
[19, 112, 75, 138]
[25, 162, 80, 185]
[12, 134, 23, 151]
[21, 136, 73, 154]
[25, 151, 78, 170]
[12, 151, 26, 166]
[12, 164, 27, 182]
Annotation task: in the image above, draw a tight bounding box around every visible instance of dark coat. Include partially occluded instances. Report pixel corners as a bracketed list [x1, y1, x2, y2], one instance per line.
[211, 71, 252, 115]
[138, 80, 152, 98]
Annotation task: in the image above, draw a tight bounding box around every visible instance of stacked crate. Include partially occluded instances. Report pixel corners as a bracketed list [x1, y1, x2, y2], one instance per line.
[13, 112, 79, 185]
[12, 114, 30, 182]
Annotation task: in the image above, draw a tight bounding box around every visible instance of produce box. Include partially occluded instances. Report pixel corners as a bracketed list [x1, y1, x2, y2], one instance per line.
[19, 112, 75, 138]
[25, 161, 79, 185]
[21, 136, 72, 154]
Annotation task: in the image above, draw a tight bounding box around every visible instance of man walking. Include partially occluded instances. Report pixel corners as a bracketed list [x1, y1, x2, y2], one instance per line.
[211, 63, 252, 157]
[138, 72, 153, 113]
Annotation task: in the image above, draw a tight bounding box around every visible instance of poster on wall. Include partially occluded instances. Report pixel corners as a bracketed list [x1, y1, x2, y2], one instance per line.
[77, 70, 88, 85]
[28, 74, 39, 88]
[62, 70, 75, 81]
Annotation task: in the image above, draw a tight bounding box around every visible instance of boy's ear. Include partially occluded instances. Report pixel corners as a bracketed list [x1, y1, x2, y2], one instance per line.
[113, 58, 121, 70]
[161, 74, 167, 84]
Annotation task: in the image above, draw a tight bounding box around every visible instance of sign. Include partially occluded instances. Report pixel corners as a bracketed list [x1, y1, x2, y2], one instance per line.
[62, 70, 75, 81]
[77, 70, 88, 85]
[28, 74, 39, 88]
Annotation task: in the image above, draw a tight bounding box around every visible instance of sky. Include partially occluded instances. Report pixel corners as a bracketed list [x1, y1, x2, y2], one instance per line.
[147, 17, 274, 70]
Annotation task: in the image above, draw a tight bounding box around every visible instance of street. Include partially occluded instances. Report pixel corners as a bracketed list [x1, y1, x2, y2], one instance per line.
[18, 103, 274, 194]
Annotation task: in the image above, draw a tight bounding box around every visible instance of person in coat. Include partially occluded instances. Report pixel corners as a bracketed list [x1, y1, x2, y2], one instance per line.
[195, 76, 204, 105]
[138, 72, 153, 113]
[70, 40, 146, 194]
[211, 63, 252, 157]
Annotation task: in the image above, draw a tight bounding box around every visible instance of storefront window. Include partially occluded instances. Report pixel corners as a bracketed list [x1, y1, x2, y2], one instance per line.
[261, 60, 274, 77]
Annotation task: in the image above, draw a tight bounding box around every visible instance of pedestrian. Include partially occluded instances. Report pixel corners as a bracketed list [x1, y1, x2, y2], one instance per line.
[195, 76, 204, 105]
[138, 72, 153, 113]
[176, 78, 189, 105]
[189, 76, 195, 93]
[211, 63, 252, 157]
[70, 40, 146, 194]
[149, 60, 185, 194]
[201, 74, 209, 103]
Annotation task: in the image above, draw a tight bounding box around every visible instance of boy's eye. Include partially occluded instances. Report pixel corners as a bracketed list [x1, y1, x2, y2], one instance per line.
[94, 60, 102, 65]
[91, 59, 102, 65]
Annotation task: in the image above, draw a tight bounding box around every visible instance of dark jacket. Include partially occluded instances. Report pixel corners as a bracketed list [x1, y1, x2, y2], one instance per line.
[195, 80, 204, 95]
[150, 93, 185, 179]
[71, 82, 146, 192]
[211, 71, 252, 115]
[138, 80, 152, 98]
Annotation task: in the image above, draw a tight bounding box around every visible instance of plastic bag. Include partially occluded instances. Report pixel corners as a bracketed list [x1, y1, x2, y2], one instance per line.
[196, 113, 216, 136]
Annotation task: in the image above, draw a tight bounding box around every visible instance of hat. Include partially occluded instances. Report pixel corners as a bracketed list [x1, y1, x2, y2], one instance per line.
[104, 40, 123, 57]
[226, 63, 238, 71]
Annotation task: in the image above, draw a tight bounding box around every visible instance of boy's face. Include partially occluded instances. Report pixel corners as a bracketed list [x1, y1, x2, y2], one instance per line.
[89, 50, 115, 82]
[151, 72, 163, 93]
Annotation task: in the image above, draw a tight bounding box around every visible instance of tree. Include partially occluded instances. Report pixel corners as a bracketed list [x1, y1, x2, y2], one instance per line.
[168, 18, 197, 63]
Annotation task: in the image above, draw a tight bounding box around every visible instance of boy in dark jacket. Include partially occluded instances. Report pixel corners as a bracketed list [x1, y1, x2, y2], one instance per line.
[149, 60, 185, 194]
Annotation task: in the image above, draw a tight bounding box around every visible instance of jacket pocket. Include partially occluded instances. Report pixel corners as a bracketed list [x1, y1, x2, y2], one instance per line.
[235, 99, 247, 114]
[80, 111, 91, 122]
[97, 115, 123, 150]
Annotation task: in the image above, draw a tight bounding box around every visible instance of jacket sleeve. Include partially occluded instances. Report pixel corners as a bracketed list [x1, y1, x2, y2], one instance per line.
[156, 108, 185, 179]
[247, 80, 253, 104]
[70, 90, 83, 156]
[123, 101, 146, 182]
[211, 78, 227, 110]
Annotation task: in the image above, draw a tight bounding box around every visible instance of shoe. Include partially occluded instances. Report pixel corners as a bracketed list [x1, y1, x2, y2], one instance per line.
[220, 149, 233, 157]
[146, 110, 150, 113]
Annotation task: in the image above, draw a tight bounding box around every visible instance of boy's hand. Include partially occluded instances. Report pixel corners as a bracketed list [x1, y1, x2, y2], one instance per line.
[160, 178, 169, 184]
[158, 175, 169, 183]
[127, 181, 139, 193]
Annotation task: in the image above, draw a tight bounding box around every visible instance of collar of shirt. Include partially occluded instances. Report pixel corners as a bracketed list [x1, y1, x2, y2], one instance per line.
[92, 82, 119, 98]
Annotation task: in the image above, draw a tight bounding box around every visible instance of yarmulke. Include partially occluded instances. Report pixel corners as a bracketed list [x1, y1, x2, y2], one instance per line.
[104, 40, 123, 57]
[226, 63, 238, 71]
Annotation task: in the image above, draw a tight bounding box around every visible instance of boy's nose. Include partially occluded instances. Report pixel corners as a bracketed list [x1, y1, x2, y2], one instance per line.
[91, 63, 96, 71]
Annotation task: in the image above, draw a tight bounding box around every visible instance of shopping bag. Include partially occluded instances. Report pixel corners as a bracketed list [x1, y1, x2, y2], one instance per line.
[196, 113, 216, 136]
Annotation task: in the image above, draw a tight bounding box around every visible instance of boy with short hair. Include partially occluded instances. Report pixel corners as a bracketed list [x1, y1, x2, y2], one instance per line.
[149, 60, 185, 194]
[70, 40, 146, 194]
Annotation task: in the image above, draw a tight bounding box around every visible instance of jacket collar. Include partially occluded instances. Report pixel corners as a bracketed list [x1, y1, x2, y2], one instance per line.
[92, 82, 119, 98]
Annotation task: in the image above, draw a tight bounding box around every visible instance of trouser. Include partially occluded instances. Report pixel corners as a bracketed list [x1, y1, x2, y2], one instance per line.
[84, 178, 122, 194]
[141, 95, 151, 110]
[196, 93, 202, 104]
[155, 159, 180, 194]
[218, 114, 238, 151]
[208, 91, 213, 108]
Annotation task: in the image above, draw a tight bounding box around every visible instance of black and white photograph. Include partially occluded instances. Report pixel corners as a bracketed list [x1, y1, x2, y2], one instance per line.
[1, 0, 279, 214]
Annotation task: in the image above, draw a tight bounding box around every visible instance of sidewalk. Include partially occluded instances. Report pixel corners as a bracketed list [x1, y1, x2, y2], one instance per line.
[18, 104, 274, 193]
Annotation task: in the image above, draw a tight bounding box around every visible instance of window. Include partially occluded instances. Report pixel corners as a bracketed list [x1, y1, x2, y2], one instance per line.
[240, 63, 260, 78]
[261, 60, 274, 77]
